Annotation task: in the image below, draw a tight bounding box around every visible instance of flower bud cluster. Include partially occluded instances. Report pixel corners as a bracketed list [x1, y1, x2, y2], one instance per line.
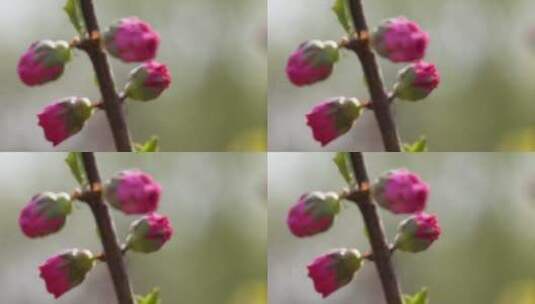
[286, 15, 440, 147]
[19, 169, 173, 298]
[19, 14, 172, 147]
[287, 163, 440, 298]
[372, 169, 441, 252]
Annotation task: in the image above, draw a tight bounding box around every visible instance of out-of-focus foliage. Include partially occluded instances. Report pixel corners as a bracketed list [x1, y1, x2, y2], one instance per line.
[269, 153, 535, 303]
[268, 0, 535, 151]
[1, 0, 266, 151]
[0, 153, 266, 303]
[499, 127, 535, 151]
[497, 280, 535, 304]
[227, 281, 267, 304]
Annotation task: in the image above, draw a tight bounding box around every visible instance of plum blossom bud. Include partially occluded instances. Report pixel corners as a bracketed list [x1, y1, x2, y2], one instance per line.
[395, 212, 441, 252]
[307, 249, 363, 298]
[306, 97, 362, 146]
[17, 40, 72, 86]
[104, 170, 161, 214]
[394, 61, 440, 101]
[287, 192, 341, 237]
[372, 169, 429, 214]
[37, 97, 94, 146]
[125, 61, 172, 101]
[126, 213, 173, 253]
[103, 17, 160, 62]
[286, 40, 340, 86]
[39, 249, 95, 298]
[371, 17, 429, 63]
[19, 192, 72, 238]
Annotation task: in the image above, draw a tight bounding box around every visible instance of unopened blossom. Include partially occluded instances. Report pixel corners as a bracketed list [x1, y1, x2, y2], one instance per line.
[372, 169, 429, 214]
[104, 170, 161, 214]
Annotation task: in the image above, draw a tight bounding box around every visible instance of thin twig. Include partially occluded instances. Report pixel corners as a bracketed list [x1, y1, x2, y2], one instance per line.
[348, 152, 403, 304]
[362, 244, 397, 261]
[80, 153, 135, 304]
[78, 0, 133, 151]
[346, 0, 402, 152]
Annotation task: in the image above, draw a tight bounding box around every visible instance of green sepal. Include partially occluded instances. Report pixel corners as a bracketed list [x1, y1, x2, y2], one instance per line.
[53, 192, 73, 217]
[395, 217, 432, 253]
[331, 249, 362, 288]
[35, 40, 72, 67]
[72, 98, 94, 123]
[65, 152, 88, 186]
[46, 41, 72, 65]
[403, 288, 428, 304]
[39, 192, 73, 218]
[136, 288, 161, 304]
[332, 0, 353, 34]
[330, 97, 362, 137]
[63, 0, 86, 36]
[301, 40, 340, 67]
[65, 249, 95, 288]
[307, 192, 341, 216]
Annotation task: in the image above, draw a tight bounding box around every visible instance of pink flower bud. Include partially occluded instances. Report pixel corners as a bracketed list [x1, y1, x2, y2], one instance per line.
[286, 40, 340, 86]
[394, 61, 440, 101]
[372, 169, 429, 214]
[287, 192, 340, 237]
[371, 17, 429, 63]
[19, 192, 72, 238]
[126, 213, 173, 253]
[307, 249, 362, 298]
[306, 97, 362, 146]
[125, 61, 172, 101]
[105, 170, 161, 214]
[104, 17, 160, 63]
[39, 249, 95, 298]
[395, 212, 441, 252]
[37, 97, 94, 146]
[17, 40, 72, 86]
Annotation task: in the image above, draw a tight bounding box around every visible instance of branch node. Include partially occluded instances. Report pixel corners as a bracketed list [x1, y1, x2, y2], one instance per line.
[90, 30, 101, 41]
[357, 30, 370, 42]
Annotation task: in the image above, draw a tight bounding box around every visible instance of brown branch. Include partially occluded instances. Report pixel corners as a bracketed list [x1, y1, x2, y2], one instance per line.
[346, 0, 402, 152]
[348, 152, 403, 304]
[80, 153, 135, 304]
[78, 0, 133, 151]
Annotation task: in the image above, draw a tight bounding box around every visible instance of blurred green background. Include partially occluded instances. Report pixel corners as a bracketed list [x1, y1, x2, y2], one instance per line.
[268, 0, 535, 151]
[0, 153, 266, 303]
[1, 0, 266, 151]
[269, 153, 535, 303]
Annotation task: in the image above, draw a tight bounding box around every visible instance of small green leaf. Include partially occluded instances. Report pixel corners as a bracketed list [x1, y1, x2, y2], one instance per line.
[64, 0, 86, 35]
[136, 288, 161, 304]
[403, 136, 428, 152]
[332, 0, 353, 34]
[363, 226, 370, 241]
[333, 152, 354, 185]
[403, 288, 428, 304]
[135, 136, 160, 152]
[65, 152, 87, 186]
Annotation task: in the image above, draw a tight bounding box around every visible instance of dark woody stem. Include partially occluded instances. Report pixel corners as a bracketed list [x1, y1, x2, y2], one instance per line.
[345, 0, 402, 152]
[347, 152, 404, 304]
[92, 93, 127, 110]
[93, 245, 130, 262]
[80, 152, 135, 304]
[78, 0, 133, 151]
